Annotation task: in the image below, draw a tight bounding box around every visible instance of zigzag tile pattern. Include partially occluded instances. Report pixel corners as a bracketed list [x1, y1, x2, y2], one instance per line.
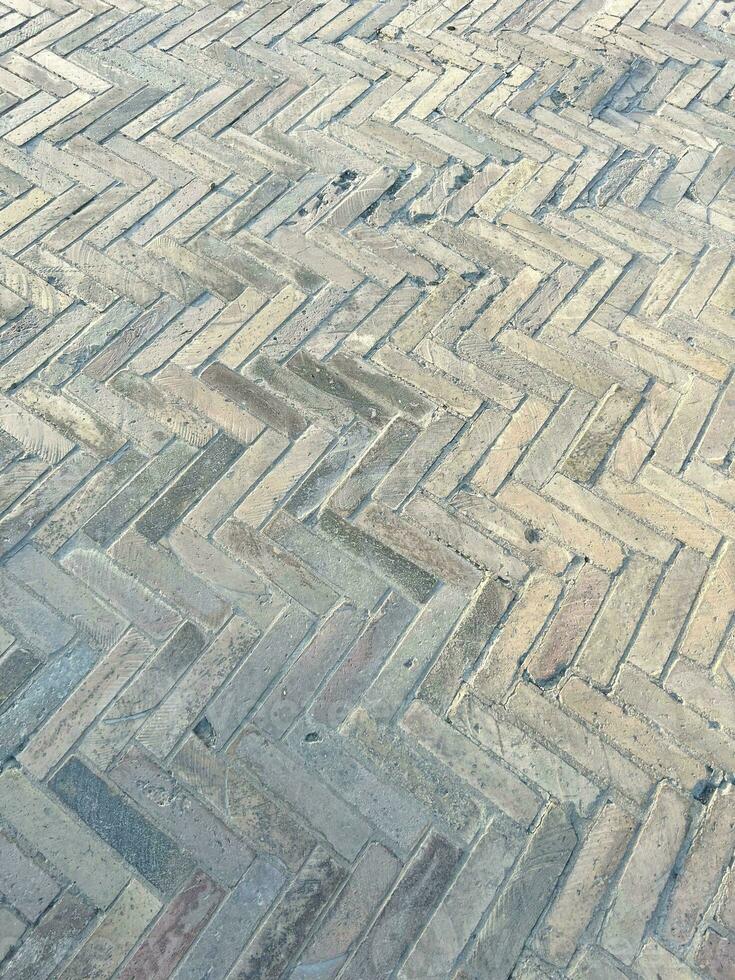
[0, 0, 735, 977]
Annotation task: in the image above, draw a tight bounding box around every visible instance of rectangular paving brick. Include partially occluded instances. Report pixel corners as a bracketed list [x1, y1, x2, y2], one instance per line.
[536, 802, 636, 967]
[50, 757, 195, 895]
[2, 890, 95, 980]
[458, 805, 576, 980]
[137, 615, 258, 759]
[339, 832, 460, 979]
[56, 879, 160, 980]
[173, 734, 314, 872]
[18, 630, 152, 778]
[117, 871, 225, 980]
[110, 743, 255, 886]
[601, 784, 689, 964]
[229, 847, 346, 980]
[311, 591, 417, 726]
[292, 843, 402, 980]
[229, 725, 373, 862]
[82, 621, 203, 769]
[174, 858, 285, 980]
[0, 647, 40, 709]
[0, 831, 60, 923]
[402, 699, 543, 828]
[399, 821, 522, 979]
[0, 641, 96, 764]
[135, 433, 245, 541]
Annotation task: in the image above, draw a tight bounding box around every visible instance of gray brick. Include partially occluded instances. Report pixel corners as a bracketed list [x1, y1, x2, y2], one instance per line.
[50, 757, 195, 895]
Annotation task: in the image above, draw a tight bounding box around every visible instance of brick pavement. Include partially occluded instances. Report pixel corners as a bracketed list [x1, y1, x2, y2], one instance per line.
[0, 0, 734, 977]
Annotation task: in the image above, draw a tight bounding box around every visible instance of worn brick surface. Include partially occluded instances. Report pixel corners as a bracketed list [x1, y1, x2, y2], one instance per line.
[0, 1, 734, 978]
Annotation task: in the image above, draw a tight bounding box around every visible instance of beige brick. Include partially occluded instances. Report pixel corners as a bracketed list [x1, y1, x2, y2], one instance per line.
[525, 562, 609, 685]
[472, 571, 561, 702]
[560, 676, 706, 790]
[615, 664, 735, 773]
[536, 802, 636, 966]
[628, 549, 709, 675]
[598, 470, 721, 557]
[634, 939, 699, 980]
[498, 481, 625, 572]
[506, 682, 653, 806]
[401, 699, 543, 828]
[679, 540, 735, 666]
[547, 473, 676, 562]
[472, 396, 551, 493]
[662, 788, 735, 947]
[575, 554, 660, 684]
[601, 783, 689, 964]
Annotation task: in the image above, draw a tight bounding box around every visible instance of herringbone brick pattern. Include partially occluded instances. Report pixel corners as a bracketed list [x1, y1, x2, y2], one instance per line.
[0, 0, 734, 977]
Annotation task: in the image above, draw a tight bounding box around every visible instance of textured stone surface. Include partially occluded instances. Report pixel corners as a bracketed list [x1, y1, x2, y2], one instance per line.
[0, 2, 734, 978]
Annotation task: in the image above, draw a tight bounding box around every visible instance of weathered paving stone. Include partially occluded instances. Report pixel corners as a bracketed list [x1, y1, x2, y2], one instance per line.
[2, 1, 735, 973]
[417, 575, 512, 714]
[317, 507, 438, 603]
[284, 421, 375, 519]
[525, 562, 609, 686]
[60, 540, 182, 642]
[215, 516, 338, 616]
[201, 362, 309, 440]
[253, 600, 367, 740]
[0, 890, 95, 980]
[166, 523, 285, 631]
[81, 621, 203, 769]
[0, 831, 60, 923]
[6, 543, 128, 651]
[402, 699, 543, 828]
[310, 591, 417, 726]
[0, 906, 25, 964]
[287, 716, 429, 858]
[172, 735, 314, 872]
[135, 433, 245, 542]
[661, 787, 735, 949]
[457, 804, 577, 980]
[338, 832, 461, 979]
[601, 783, 690, 964]
[49, 757, 195, 895]
[634, 938, 700, 980]
[228, 847, 347, 980]
[55, 879, 160, 980]
[173, 858, 285, 980]
[452, 694, 600, 816]
[0, 641, 97, 764]
[0, 769, 130, 907]
[116, 871, 225, 980]
[535, 802, 636, 967]
[359, 584, 468, 724]
[83, 440, 197, 545]
[399, 820, 523, 979]
[196, 609, 307, 746]
[136, 615, 259, 759]
[110, 529, 231, 631]
[264, 509, 387, 610]
[18, 630, 152, 778]
[327, 416, 418, 518]
[229, 725, 373, 862]
[694, 929, 735, 980]
[0, 569, 77, 657]
[341, 705, 488, 846]
[291, 843, 402, 980]
[109, 743, 255, 887]
[0, 646, 40, 710]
